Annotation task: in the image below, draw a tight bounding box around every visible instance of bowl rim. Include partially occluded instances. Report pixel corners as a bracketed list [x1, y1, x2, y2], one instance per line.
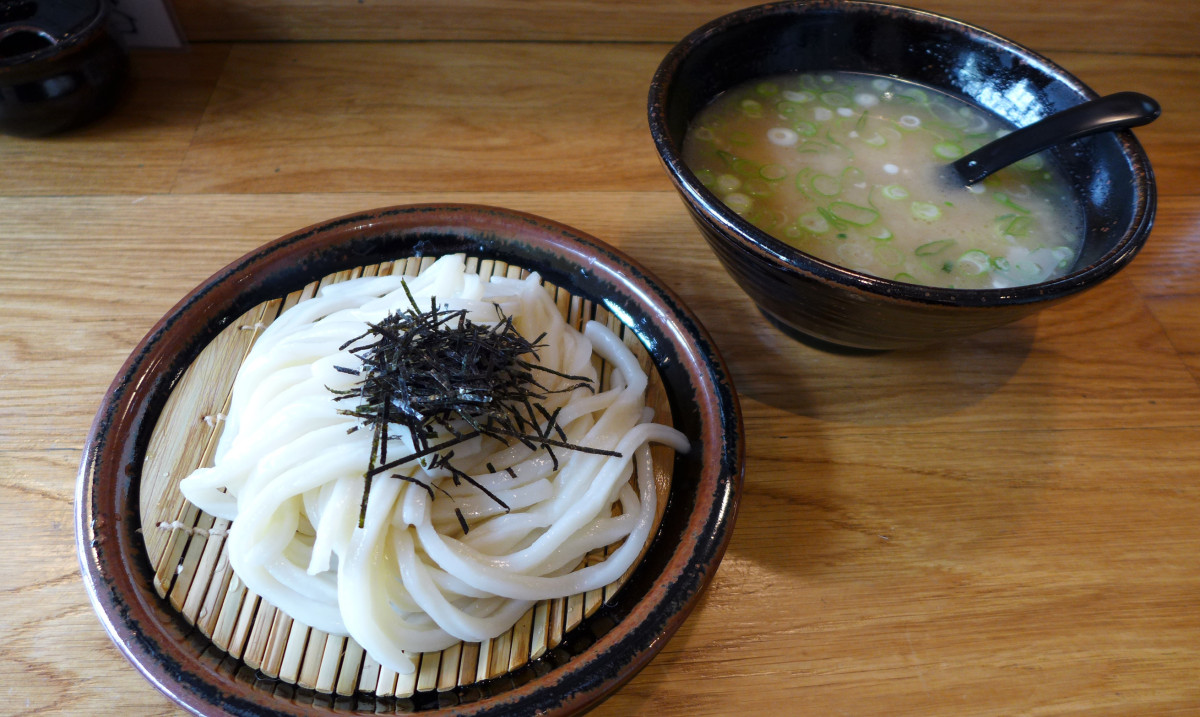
[0, 0, 110, 69]
[648, 0, 1157, 308]
[74, 203, 744, 716]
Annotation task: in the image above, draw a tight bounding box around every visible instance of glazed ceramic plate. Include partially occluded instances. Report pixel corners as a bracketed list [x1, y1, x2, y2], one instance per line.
[76, 204, 743, 716]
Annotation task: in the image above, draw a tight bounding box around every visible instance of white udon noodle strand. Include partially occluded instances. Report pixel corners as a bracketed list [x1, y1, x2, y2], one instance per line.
[179, 254, 690, 675]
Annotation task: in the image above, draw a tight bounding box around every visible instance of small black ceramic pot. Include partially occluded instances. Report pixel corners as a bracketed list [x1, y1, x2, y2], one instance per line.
[648, 0, 1156, 350]
[0, 0, 128, 137]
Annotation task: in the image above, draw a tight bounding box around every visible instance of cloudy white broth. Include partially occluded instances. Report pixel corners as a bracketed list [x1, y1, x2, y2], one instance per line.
[681, 71, 1084, 289]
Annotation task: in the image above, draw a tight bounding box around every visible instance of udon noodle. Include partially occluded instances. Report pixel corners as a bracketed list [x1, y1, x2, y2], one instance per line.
[179, 254, 689, 675]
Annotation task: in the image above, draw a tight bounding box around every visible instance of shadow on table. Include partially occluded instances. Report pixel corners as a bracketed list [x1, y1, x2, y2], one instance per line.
[698, 293, 1037, 426]
[696, 294, 1041, 580]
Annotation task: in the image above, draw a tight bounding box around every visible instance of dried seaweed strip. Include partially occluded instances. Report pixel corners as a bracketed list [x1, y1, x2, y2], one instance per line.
[332, 286, 621, 526]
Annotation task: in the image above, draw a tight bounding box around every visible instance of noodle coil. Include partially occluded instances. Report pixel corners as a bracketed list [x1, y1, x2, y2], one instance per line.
[179, 254, 689, 675]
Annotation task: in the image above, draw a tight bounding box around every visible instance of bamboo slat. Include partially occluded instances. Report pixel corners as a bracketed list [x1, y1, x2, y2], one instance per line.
[137, 256, 676, 697]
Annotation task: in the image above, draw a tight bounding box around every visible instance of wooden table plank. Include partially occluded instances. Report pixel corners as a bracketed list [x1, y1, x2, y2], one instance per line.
[1042, 53, 1200, 200]
[156, 44, 1196, 198]
[600, 422, 1200, 716]
[0, 46, 231, 197]
[171, 0, 1200, 57]
[4, 191, 1196, 439]
[170, 42, 667, 194]
[2, 47, 1189, 198]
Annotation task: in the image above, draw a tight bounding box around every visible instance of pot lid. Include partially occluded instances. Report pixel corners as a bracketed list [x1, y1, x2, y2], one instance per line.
[0, 0, 104, 59]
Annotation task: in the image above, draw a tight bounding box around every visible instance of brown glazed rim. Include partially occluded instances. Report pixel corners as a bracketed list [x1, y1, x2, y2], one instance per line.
[75, 204, 744, 716]
[0, 0, 108, 69]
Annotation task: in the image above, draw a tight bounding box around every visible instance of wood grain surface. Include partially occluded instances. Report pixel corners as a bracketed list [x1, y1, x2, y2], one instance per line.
[2, 1, 1199, 715]
[168, 0, 1199, 55]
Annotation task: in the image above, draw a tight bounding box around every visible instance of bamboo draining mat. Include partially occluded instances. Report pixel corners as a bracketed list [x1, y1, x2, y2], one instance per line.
[137, 254, 675, 698]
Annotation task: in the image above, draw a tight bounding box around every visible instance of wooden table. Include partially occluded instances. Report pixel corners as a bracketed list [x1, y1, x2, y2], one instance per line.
[3, 1, 1198, 714]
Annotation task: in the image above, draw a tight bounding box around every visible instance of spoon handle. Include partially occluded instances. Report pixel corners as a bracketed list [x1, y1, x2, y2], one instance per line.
[952, 91, 1161, 185]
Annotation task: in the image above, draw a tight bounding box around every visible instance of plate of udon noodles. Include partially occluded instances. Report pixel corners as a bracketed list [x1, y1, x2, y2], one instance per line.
[77, 204, 742, 716]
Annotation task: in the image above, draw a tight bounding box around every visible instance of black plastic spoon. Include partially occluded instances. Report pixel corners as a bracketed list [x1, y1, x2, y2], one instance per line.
[948, 91, 1161, 186]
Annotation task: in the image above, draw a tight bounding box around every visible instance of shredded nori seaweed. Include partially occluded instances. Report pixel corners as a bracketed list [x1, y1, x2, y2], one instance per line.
[331, 281, 621, 529]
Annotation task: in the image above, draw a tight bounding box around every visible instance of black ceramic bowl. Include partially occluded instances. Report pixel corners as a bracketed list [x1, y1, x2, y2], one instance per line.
[0, 0, 128, 137]
[648, 0, 1156, 350]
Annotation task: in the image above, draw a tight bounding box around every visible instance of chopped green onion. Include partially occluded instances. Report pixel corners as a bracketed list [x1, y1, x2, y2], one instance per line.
[828, 202, 879, 226]
[993, 192, 1031, 214]
[820, 91, 850, 107]
[873, 244, 904, 267]
[915, 239, 956, 256]
[911, 201, 942, 221]
[817, 206, 844, 229]
[782, 89, 815, 103]
[1003, 215, 1035, 237]
[930, 102, 968, 128]
[740, 99, 763, 118]
[766, 127, 800, 146]
[798, 211, 831, 234]
[1050, 246, 1075, 270]
[715, 174, 740, 193]
[822, 128, 850, 153]
[732, 158, 759, 177]
[749, 207, 785, 229]
[792, 168, 817, 200]
[760, 164, 788, 181]
[792, 120, 818, 136]
[1009, 259, 1045, 280]
[881, 184, 908, 200]
[776, 101, 803, 118]
[743, 178, 772, 197]
[723, 192, 752, 213]
[869, 226, 894, 241]
[933, 141, 964, 160]
[836, 241, 873, 267]
[955, 249, 991, 275]
[811, 174, 840, 196]
[755, 82, 779, 96]
[961, 111, 991, 134]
